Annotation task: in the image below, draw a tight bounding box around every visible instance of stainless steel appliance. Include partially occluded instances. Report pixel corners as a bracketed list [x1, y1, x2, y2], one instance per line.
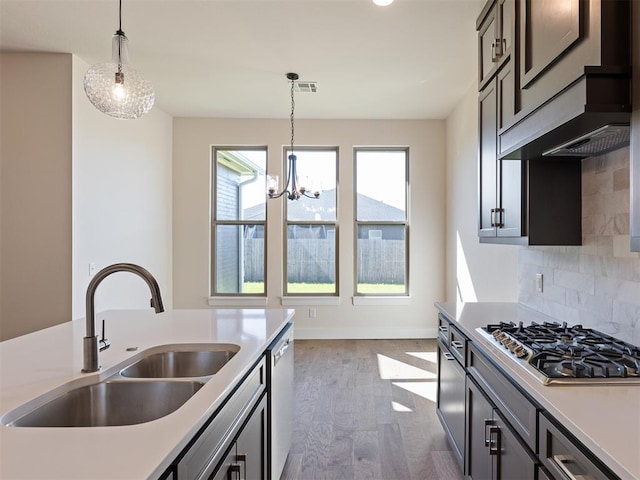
[477, 321, 640, 385]
[267, 322, 294, 479]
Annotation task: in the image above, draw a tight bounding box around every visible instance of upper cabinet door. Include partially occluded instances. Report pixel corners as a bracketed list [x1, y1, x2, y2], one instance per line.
[520, 0, 584, 89]
[478, 0, 516, 90]
[478, 3, 499, 88]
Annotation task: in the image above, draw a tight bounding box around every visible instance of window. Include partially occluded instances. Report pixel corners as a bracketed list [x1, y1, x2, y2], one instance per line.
[355, 148, 408, 295]
[285, 148, 338, 295]
[211, 147, 267, 295]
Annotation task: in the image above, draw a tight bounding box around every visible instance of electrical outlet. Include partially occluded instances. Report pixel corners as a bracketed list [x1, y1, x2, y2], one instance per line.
[536, 273, 543, 293]
[308, 308, 317, 318]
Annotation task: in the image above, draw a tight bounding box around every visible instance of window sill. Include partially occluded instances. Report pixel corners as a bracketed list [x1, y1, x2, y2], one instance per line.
[351, 296, 411, 306]
[280, 296, 341, 306]
[208, 297, 268, 307]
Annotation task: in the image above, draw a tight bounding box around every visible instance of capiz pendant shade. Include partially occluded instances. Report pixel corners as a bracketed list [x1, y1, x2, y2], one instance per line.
[83, 32, 154, 119]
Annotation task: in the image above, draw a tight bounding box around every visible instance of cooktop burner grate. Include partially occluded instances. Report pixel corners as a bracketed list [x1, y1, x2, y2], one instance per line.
[479, 321, 640, 384]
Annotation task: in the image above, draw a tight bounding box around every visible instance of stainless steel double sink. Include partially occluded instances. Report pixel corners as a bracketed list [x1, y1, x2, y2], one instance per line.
[2, 344, 240, 428]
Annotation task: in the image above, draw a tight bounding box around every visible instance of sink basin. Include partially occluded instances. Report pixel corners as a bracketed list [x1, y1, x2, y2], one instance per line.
[6, 380, 204, 427]
[120, 344, 240, 378]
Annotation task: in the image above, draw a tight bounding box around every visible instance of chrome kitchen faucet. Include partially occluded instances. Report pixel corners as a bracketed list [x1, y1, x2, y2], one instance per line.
[82, 263, 164, 373]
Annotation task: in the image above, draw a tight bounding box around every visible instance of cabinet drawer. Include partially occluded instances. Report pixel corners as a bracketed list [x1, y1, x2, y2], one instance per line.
[538, 413, 620, 480]
[437, 314, 450, 344]
[437, 314, 467, 365]
[177, 357, 266, 480]
[449, 326, 467, 365]
[467, 344, 537, 452]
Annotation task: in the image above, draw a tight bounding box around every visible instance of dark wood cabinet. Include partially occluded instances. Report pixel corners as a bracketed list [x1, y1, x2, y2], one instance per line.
[478, 0, 516, 90]
[479, 70, 525, 240]
[213, 394, 267, 480]
[500, 0, 631, 160]
[520, 0, 583, 89]
[236, 394, 267, 480]
[477, 0, 631, 246]
[437, 341, 466, 469]
[436, 315, 468, 472]
[466, 377, 494, 480]
[466, 376, 537, 480]
[539, 413, 620, 480]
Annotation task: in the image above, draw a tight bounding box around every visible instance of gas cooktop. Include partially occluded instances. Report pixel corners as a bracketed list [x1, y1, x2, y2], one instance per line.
[477, 321, 640, 385]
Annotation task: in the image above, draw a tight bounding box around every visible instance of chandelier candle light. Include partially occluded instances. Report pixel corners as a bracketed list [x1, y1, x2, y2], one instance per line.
[83, 0, 154, 119]
[267, 73, 320, 201]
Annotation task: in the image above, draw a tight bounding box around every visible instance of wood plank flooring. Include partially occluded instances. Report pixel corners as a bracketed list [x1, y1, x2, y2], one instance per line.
[280, 339, 463, 480]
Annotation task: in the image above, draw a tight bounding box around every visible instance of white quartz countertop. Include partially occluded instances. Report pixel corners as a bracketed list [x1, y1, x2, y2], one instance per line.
[435, 301, 640, 480]
[0, 308, 294, 480]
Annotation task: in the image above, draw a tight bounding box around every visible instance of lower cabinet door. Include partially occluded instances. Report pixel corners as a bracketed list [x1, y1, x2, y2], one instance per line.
[466, 378, 494, 480]
[494, 411, 536, 480]
[236, 394, 267, 480]
[211, 444, 240, 480]
[436, 342, 466, 470]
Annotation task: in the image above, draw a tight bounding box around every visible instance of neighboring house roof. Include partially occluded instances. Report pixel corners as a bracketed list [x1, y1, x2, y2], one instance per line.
[243, 188, 404, 222]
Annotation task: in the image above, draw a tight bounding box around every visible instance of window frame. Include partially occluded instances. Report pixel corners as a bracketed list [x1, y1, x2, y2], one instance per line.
[283, 146, 339, 297]
[210, 145, 268, 297]
[353, 146, 410, 297]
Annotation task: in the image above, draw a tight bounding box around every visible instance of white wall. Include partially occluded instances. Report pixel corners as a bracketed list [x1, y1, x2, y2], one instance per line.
[72, 57, 173, 320]
[445, 84, 519, 303]
[0, 53, 73, 341]
[173, 118, 446, 338]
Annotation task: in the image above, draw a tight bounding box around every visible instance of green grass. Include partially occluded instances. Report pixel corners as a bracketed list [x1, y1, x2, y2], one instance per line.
[242, 282, 405, 294]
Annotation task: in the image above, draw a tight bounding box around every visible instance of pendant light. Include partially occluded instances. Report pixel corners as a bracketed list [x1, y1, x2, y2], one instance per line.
[83, 0, 154, 119]
[267, 73, 320, 201]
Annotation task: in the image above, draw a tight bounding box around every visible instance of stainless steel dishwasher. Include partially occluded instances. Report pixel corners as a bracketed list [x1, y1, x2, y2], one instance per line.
[267, 322, 294, 480]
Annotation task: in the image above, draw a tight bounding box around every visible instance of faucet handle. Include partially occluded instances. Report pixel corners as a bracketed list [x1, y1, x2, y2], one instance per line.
[99, 319, 110, 352]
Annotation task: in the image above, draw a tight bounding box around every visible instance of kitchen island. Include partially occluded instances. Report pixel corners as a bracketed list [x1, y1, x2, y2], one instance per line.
[0, 308, 294, 479]
[436, 301, 640, 480]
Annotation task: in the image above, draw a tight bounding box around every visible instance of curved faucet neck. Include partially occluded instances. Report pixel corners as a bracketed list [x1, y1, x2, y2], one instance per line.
[83, 263, 164, 372]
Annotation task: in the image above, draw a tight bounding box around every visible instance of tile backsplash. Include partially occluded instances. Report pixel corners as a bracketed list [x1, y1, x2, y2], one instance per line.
[518, 147, 640, 344]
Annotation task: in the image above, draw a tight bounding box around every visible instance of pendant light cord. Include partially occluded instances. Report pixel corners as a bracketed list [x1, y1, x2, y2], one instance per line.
[117, 0, 123, 34]
[290, 77, 295, 157]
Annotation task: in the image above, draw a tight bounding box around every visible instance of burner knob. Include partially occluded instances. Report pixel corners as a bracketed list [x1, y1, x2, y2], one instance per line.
[514, 346, 527, 358]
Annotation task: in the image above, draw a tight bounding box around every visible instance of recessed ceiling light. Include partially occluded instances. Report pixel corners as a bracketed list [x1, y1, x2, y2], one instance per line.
[373, 0, 394, 5]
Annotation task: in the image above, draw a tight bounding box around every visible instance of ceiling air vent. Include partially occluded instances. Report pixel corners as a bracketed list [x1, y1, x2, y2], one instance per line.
[293, 81, 318, 93]
[543, 125, 630, 157]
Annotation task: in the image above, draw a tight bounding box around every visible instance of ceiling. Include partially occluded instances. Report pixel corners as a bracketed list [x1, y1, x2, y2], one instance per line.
[0, 0, 481, 119]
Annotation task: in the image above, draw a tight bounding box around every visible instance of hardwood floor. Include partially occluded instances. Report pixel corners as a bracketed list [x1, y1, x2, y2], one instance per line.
[280, 339, 463, 480]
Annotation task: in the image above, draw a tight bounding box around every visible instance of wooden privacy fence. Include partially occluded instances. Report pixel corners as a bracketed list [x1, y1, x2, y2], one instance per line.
[244, 238, 405, 284]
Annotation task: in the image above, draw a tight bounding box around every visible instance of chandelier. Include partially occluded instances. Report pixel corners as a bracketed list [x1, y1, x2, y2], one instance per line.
[83, 0, 155, 119]
[267, 73, 320, 201]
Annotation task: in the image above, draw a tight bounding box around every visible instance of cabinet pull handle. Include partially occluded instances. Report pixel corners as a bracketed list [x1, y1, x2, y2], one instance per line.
[438, 325, 449, 334]
[552, 454, 593, 480]
[443, 352, 455, 361]
[491, 39, 503, 62]
[274, 338, 290, 366]
[491, 207, 504, 228]
[488, 426, 501, 455]
[227, 464, 241, 480]
[484, 419, 494, 446]
[451, 340, 464, 349]
[492, 38, 503, 61]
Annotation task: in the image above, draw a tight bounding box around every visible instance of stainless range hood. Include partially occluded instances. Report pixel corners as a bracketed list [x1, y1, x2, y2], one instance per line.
[543, 124, 630, 157]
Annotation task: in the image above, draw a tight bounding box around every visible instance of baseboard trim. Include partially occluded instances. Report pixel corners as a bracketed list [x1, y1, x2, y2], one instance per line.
[292, 327, 438, 340]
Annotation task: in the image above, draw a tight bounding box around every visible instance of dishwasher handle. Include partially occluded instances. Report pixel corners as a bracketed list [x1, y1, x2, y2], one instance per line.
[273, 337, 291, 366]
